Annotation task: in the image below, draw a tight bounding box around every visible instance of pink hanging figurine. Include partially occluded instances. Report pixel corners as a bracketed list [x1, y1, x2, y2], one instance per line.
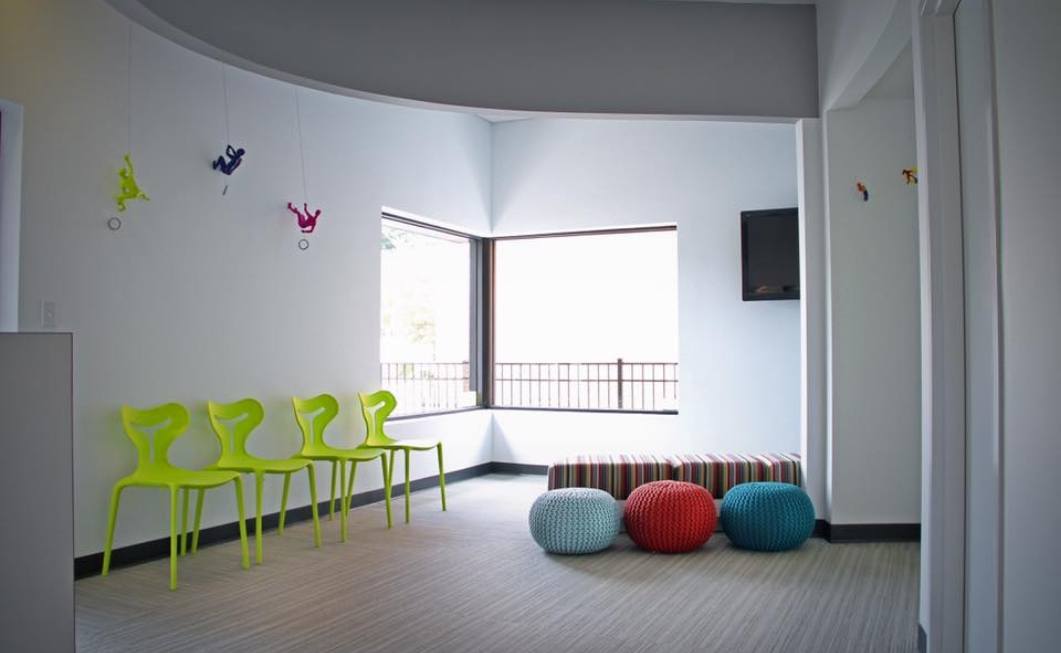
[287, 202, 321, 233]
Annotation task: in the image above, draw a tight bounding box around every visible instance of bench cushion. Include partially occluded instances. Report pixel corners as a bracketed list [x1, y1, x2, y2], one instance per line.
[671, 453, 802, 499]
[547, 454, 675, 500]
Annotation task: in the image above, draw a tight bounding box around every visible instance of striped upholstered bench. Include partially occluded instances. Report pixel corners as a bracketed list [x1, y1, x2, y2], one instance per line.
[546, 454, 675, 500]
[547, 453, 801, 500]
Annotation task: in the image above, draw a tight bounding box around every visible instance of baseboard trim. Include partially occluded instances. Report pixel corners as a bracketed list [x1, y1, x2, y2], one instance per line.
[74, 460, 502, 579]
[491, 461, 548, 475]
[825, 522, 921, 543]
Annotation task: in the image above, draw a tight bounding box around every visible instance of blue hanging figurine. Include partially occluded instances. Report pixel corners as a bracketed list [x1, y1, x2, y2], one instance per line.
[212, 144, 246, 175]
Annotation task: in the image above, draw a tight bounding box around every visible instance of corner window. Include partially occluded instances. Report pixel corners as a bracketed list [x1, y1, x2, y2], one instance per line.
[492, 228, 679, 412]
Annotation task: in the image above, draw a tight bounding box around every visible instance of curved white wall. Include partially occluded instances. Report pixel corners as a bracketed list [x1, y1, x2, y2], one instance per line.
[0, 0, 493, 556]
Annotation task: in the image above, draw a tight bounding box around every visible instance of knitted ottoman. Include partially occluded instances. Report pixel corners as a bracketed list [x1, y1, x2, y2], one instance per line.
[624, 481, 717, 553]
[529, 488, 620, 554]
[720, 482, 815, 551]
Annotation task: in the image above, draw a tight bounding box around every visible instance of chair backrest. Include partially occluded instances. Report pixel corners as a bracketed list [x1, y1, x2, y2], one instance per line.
[357, 390, 398, 447]
[292, 393, 339, 452]
[206, 398, 265, 460]
[120, 403, 190, 470]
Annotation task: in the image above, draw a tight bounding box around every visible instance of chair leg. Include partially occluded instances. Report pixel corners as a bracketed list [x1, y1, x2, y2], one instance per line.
[168, 487, 179, 591]
[306, 464, 321, 548]
[380, 454, 393, 529]
[254, 472, 264, 564]
[346, 460, 359, 512]
[388, 450, 396, 498]
[437, 443, 447, 512]
[102, 484, 125, 576]
[329, 461, 337, 521]
[191, 489, 205, 554]
[404, 448, 411, 524]
[338, 460, 348, 543]
[233, 478, 250, 569]
[279, 473, 292, 534]
[179, 488, 190, 556]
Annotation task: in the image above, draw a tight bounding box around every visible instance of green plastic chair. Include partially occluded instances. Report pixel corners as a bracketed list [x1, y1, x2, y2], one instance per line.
[102, 403, 250, 590]
[357, 390, 447, 523]
[292, 394, 393, 539]
[195, 398, 322, 564]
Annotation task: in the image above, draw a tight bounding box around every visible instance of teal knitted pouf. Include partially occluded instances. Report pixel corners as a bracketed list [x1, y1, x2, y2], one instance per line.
[720, 482, 815, 551]
[529, 488, 620, 554]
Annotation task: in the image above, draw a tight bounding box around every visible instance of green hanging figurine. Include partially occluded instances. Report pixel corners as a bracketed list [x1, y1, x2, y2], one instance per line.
[115, 153, 149, 212]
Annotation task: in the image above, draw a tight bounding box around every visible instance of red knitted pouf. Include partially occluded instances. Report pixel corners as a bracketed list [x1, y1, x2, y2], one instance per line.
[624, 480, 717, 553]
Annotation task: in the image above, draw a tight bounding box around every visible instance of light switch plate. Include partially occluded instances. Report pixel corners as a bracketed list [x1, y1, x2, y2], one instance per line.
[41, 301, 56, 329]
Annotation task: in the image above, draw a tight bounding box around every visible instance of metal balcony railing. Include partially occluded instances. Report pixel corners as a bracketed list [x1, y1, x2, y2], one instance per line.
[381, 360, 679, 414]
[380, 362, 473, 415]
[493, 360, 678, 411]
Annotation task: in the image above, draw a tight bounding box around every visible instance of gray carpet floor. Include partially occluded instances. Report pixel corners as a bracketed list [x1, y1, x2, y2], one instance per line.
[76, 473, 919, 652]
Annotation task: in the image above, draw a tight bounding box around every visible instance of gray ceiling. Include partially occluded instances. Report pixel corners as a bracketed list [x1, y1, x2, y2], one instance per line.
[109, 0, 820, 119]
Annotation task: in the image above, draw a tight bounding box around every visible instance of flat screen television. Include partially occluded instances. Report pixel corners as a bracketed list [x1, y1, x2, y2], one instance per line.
[741, 208, 800, 301]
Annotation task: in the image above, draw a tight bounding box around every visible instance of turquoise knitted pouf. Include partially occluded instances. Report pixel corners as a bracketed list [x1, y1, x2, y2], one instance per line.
[720, 482, 815, 551]
[529, 488, 620, 554]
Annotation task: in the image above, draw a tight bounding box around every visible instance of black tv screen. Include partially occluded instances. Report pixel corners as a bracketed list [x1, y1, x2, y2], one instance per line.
[741, 208, 800, 301]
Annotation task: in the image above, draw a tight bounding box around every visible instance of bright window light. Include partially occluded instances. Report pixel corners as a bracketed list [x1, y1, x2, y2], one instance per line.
[380, 218, 476, 415]
[494, 229, 679, 411]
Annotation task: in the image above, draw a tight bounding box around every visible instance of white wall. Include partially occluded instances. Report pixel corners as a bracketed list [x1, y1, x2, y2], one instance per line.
[491, 119, 801, 464]
[796, 118, 828, 519]
[824, 98, 921, 525]
[955, 0, 1001, 648]
[0, 0, 494, 556]
[993, 0, 1061, 649]
[817, 0, 908, 111]
[0, 100, 21, 331]
[0, 334, 74, 653]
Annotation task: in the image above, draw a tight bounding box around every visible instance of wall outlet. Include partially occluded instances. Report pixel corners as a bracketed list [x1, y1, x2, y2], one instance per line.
[40, 301, 56, 329]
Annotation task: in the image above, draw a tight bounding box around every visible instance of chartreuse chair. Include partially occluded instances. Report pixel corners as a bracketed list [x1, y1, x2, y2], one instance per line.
[102, 403, 250, 590]
[292, 394, 392, 540]
[357, 390, 446, 523]
[195, 398, 321, 564]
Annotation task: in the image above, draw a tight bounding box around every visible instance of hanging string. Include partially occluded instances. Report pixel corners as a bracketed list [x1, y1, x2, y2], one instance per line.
[127, 22, 134, 154]
[294, 87, 310, 204]
[220, 63, 232, 195]
[220, 63, 232, 145]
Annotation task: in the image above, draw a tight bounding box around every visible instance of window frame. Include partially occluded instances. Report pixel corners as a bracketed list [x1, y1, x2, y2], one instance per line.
[380, 217, 679, 419]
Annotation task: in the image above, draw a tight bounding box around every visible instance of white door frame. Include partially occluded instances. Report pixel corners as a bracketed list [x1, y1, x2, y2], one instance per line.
[911, 1, 967, 651]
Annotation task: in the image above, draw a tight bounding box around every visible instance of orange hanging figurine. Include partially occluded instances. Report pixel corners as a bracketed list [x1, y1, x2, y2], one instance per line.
[856, 181, 869, 202]
[902, 167, 918, 185]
